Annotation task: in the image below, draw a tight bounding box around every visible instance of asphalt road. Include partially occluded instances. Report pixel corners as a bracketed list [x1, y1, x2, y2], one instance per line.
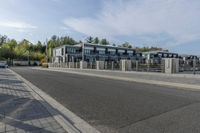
[11, 67, 200, 133]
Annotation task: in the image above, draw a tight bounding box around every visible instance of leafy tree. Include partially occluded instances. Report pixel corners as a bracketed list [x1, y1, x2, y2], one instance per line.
[136, 46, 164, 52]
[0, 46, 14, 59]
[86, 36, 93, 43]
[119, 42, 132, 48]
[100, 38, 109, 45]
[3, 39, 17, 51]
[14, 39, 30, 59]
[0, 35, 8, 46]
[93, 37, 99, 44]
[60, 36, 76, 45]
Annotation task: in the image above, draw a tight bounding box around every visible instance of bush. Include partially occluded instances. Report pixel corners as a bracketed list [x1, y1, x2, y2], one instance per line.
[42, 63, 48, 68]
[41, 57, 48, 64]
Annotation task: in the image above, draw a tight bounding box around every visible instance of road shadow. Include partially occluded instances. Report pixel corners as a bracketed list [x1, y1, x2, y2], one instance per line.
[0, 78, 68, 132]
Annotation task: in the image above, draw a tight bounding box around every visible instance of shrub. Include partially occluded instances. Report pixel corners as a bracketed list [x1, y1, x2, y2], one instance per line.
[42, 63, 48, 68]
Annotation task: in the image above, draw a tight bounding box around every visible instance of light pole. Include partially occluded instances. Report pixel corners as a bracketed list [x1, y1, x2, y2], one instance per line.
[27, 42, 32, 66]
[45, 38, 48, 63]
[81, 36, 87, 62]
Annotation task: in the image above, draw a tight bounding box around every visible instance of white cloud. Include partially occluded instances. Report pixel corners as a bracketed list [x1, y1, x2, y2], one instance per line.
[0, 20, 37, 30]
[64, 0, 200, 47]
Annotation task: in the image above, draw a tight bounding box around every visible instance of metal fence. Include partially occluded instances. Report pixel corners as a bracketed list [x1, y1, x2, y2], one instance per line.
[136, 61, 165, 72]
[105, 61, 121, 70]
[48, 60, 165, 73]
[48, 59, 200, 75]
[179, 59, 200, 74]
[87, 62, 96, 69]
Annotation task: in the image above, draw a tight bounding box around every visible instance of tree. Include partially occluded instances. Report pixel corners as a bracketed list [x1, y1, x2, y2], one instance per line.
[0, 35, 8, 46]
[86, 36, 93, 43]
[119, 42, 132, 48]
[93, 37, 99, 44]
[0, 46, 14, 59]
[100, 38, 109, 45]
[61, 36, 76, 45]
[136, 46, 164, 52]
[3, 39, 17, 51]
[14, 39, 30, 59]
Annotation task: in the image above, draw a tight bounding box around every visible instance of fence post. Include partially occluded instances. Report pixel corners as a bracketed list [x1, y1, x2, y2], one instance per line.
[136, 61, 138, 71]
[164, 58, 179, 74]
[147, 59, 150, 72]
[80, 61, 87, 69]
[193, 59, 196, 75]
[120, 60, 126, 71]
[111, 61, 114, 70]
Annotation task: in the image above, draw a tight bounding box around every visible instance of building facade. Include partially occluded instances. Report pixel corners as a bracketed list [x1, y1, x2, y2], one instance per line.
[142, 51, 179, 64]
[53, 43, 143, 63]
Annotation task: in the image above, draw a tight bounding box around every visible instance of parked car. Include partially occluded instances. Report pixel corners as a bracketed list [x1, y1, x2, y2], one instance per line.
[0, 62, 8, 68]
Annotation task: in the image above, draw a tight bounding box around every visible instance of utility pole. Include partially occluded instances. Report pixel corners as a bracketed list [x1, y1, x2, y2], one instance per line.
[81, 36, 87, 62]
[27, 41, 31, 66]
[46, 38, 48, 63]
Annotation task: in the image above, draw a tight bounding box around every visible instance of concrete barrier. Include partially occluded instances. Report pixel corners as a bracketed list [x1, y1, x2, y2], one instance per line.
[96, 61, 105, 70]
[165, 58, 179, 74]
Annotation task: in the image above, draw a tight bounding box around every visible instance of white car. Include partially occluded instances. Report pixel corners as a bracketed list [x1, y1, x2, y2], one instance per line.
[0, 62, 8, 68]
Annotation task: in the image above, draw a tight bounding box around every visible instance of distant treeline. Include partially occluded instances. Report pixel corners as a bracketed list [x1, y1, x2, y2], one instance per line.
[0, 34, 164, 62]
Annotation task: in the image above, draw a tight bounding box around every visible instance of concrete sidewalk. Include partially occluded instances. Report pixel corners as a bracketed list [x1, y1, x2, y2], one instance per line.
[0, 69, 100, 133]
[35, 67, 200, 90]
[0, 68, 68, 133]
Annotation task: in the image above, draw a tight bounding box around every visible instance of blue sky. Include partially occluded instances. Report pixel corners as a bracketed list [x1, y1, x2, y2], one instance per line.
[0, 0, 200, 55]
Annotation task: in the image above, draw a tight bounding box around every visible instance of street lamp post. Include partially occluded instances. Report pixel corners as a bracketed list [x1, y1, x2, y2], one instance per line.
[81, 36, 88, 62]
[46, 38, 48, 63]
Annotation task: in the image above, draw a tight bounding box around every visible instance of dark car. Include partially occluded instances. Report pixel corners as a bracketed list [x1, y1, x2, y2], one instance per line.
[0, 62, 8, 68]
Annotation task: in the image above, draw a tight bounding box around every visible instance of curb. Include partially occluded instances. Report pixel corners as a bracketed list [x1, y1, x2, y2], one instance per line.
[9, 69, 101, 133]
[34, 67, 200, 91]
[47, 67, 200, 79]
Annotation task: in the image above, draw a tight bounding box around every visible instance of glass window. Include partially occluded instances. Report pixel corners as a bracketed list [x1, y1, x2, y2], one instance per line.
[110, 51, 116, 55]
[164, 54, 168, 57]
[98, 50, 105, 55]
[84, 49, 91, 54]
[158, 53, 162, 57]
[128, 53, 133, 56]
[150, 54, 154, 58]
[67, 48, 76, 53]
